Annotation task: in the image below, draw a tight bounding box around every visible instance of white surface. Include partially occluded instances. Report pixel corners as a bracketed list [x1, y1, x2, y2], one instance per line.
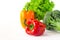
[0, 0, 60, 40]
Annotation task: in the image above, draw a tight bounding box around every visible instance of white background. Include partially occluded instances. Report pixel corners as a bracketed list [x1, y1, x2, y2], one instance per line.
[0, 0, 60, 40]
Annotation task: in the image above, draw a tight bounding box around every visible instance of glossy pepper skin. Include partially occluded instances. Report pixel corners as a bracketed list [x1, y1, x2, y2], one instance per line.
[25, 19, 46, 36]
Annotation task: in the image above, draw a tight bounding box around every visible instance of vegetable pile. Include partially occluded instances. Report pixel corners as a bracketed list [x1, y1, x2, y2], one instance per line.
[23, 0, 54, 20]
[43, 10, 60, 31]
[20, 0, 60, 36]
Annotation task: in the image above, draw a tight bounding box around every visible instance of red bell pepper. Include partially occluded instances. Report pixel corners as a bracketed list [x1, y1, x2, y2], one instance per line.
[25, 19, 46, 36]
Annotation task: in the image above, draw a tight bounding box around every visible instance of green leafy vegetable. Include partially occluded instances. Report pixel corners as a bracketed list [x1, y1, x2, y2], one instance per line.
[23, 0, 54, 20]
[43, 10, 60, 31]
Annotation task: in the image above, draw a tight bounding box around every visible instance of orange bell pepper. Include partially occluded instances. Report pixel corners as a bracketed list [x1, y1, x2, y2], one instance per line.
[20, 10, 34, 29]
[26, 10, 34, 20]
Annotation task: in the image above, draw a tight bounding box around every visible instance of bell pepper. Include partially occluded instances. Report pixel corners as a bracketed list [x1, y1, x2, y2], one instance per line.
[20, 10, 27, 29]
[25, 19, 46, 36]
[26, 10, 34, 20]
[20, 10, 34, 29]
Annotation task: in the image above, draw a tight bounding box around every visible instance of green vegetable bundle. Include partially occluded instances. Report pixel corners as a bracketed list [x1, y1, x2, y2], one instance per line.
[43, 10, 60, 32]
[23, 0, 54, 20]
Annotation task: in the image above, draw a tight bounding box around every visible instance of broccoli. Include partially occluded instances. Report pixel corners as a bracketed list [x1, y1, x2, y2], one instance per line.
[43, 10, 60, 31]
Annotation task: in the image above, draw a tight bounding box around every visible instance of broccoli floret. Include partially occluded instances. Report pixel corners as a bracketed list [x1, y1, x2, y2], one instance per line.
[43, 10, 60, 31]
